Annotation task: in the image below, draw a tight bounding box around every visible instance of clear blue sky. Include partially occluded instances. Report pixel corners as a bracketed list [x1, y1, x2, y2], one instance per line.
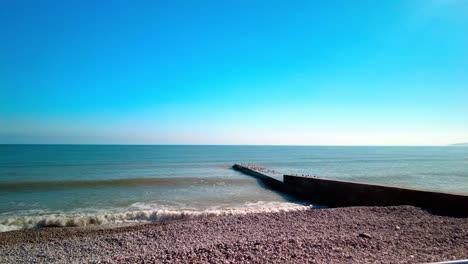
[1, 0, 467, 145]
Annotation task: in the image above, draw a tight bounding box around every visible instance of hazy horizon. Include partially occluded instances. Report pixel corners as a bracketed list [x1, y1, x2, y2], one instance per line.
[1, 1, 467, 145]
[0, 143, 466, 147]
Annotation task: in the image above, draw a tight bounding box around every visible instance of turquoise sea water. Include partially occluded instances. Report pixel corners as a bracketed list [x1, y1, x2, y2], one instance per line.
[1, 145, 467, 231]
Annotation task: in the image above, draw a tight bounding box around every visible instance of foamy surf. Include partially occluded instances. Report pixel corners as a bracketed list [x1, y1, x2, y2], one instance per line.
[0, 201, 312, 232]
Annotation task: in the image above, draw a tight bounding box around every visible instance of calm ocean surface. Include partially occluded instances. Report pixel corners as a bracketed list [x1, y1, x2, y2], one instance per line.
[1, 145, 467, 231]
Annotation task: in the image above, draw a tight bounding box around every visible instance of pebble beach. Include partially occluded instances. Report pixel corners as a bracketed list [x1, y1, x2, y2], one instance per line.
[1, 206, 467, 263]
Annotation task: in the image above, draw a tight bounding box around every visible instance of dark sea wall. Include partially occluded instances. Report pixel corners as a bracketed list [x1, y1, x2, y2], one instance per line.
[284, 175, 468, 217]
[232, 164, 468, 217]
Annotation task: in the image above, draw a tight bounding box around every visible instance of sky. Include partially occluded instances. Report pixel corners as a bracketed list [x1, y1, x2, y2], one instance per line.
[1, 0, 467, 145]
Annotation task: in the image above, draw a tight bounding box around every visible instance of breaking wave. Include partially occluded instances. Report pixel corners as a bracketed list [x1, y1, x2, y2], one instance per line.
[0, 201, 312, 232]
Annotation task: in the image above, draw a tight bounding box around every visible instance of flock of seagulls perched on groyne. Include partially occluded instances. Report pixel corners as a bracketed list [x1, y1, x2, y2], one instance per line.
[239, 163, 317, 177]
[239, 163, 280, 174]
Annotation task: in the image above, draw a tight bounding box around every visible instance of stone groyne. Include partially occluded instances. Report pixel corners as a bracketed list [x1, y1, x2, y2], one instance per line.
[232, 164, 468, 217]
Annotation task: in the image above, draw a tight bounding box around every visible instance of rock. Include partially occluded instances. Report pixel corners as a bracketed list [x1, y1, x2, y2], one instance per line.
[359, 233, 372, 239]
[395, 225, 400, 231]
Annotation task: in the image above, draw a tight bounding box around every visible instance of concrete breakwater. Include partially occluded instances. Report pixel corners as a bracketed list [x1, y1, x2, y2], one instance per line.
[232, 164, 468, 217]
[232, 164, 284, 191]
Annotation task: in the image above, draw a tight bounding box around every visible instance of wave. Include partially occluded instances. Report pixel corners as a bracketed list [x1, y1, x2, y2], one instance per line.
[0, 201, 312, 232]
[0, 177, 254, 191]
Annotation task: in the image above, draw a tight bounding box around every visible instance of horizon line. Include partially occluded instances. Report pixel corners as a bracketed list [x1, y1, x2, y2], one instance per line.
[0, 143, 461, 147]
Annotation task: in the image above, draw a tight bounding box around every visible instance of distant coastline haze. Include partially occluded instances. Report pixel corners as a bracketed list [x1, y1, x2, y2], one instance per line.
[449, 143, 468, 146]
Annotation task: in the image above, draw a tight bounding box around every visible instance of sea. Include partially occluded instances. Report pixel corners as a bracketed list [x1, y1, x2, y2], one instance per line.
[1, 145, 467, 232]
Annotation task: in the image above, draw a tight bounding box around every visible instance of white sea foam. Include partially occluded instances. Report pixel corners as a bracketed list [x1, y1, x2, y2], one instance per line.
[0, 201, 312, 232]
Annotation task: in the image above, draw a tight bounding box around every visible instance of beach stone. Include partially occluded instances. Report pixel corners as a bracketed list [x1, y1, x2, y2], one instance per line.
[358, 233, 372, 239]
